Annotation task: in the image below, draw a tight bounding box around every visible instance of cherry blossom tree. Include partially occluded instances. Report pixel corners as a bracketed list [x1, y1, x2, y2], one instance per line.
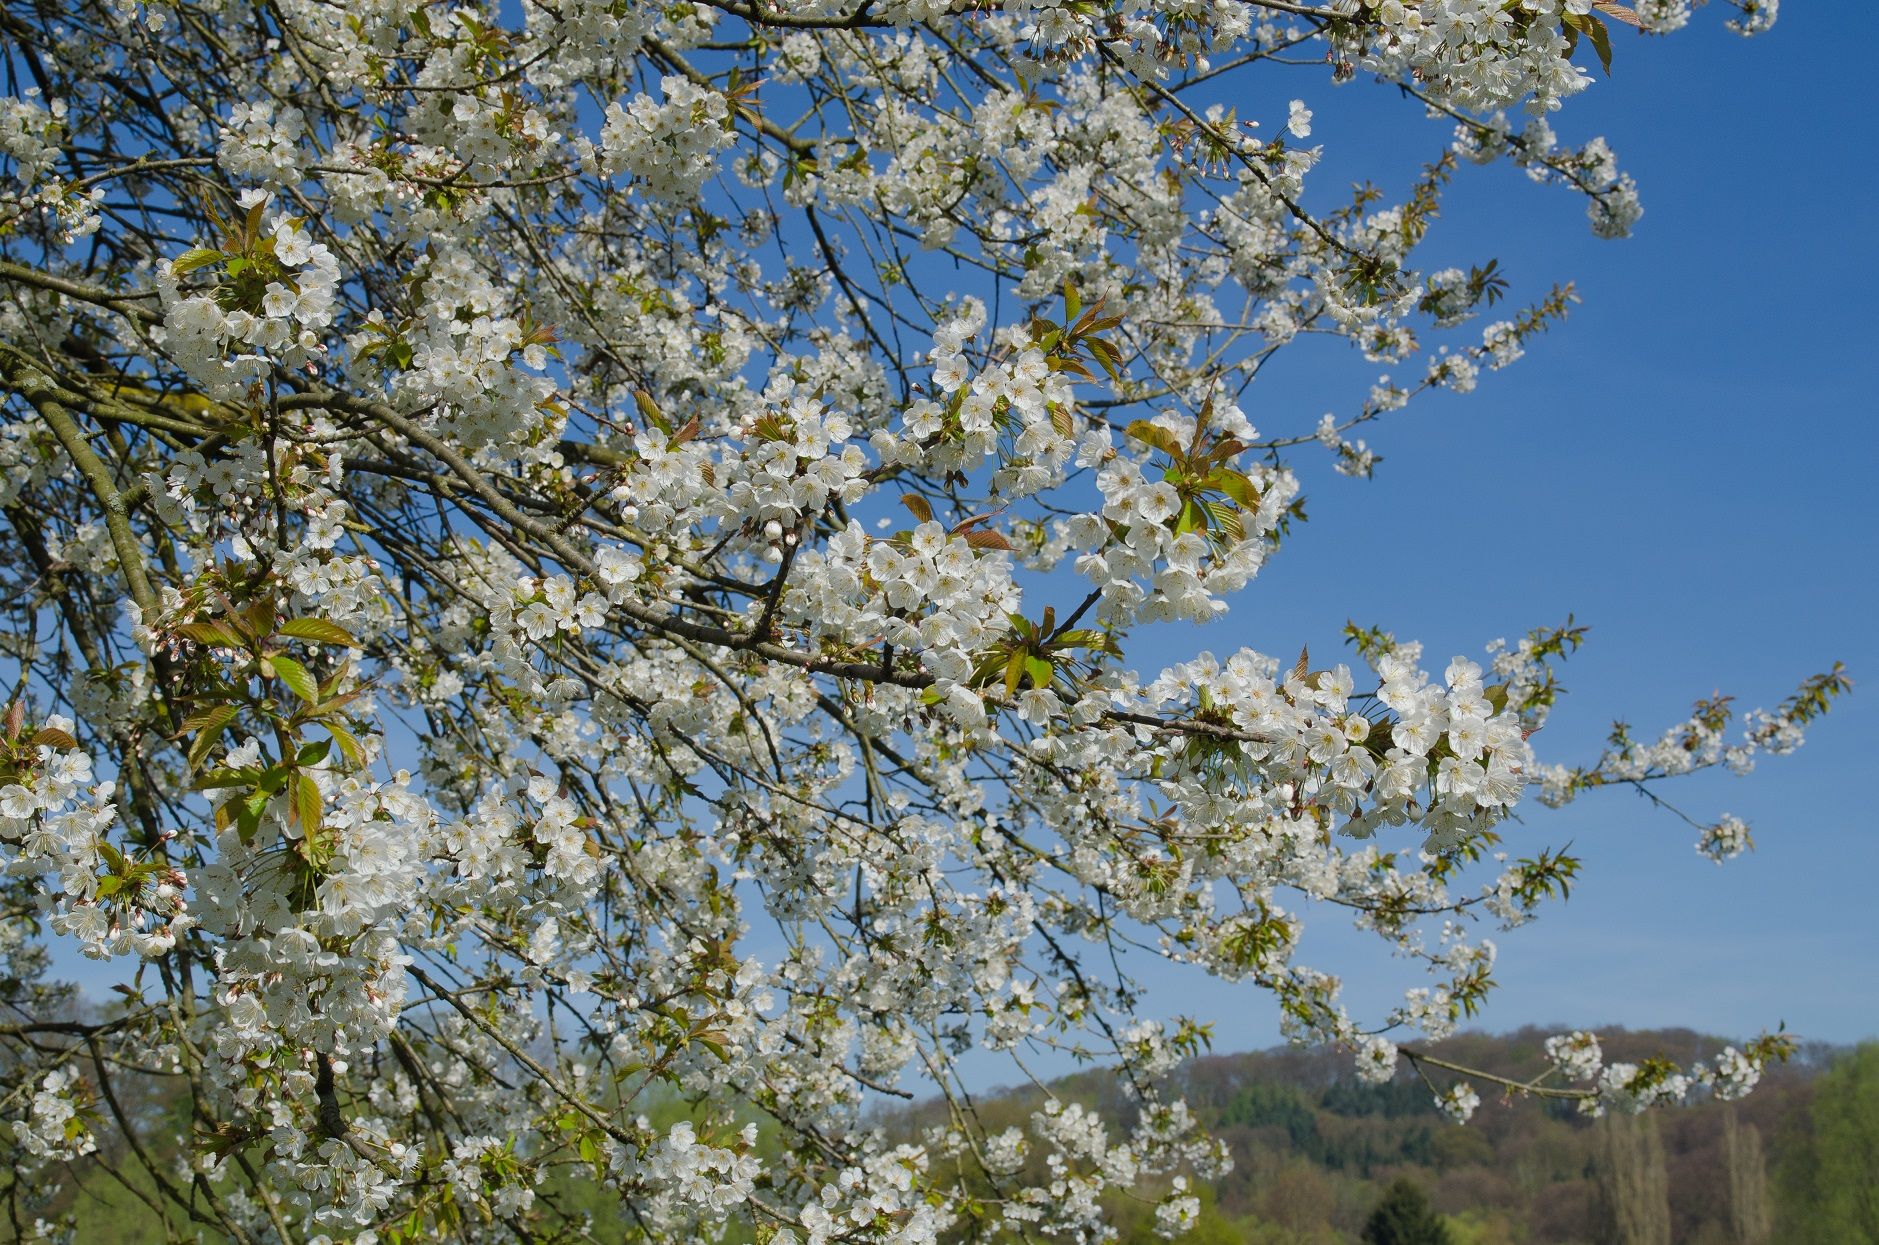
[0, 0, 1843, 1240]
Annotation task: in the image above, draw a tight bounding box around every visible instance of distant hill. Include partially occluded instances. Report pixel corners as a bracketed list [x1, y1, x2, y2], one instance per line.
[882, 1027, 1851, 1245]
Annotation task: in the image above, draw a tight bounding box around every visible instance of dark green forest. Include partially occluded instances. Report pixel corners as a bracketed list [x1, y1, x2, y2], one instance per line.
[19, 1029, 1879, 1243]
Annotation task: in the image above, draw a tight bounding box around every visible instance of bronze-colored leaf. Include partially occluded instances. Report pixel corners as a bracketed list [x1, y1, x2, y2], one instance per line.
[1593, 1, 1642, 27]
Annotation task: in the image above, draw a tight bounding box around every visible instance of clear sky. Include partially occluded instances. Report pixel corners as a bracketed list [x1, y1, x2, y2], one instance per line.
[1106, 3, 1879, 1059]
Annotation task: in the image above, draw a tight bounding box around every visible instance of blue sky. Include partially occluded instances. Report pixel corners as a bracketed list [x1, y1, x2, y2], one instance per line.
[1103, 3, 1879, 1058]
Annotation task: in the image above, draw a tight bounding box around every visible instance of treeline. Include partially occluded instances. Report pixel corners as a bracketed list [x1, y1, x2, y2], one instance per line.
[884, 1027, 1879, 1244]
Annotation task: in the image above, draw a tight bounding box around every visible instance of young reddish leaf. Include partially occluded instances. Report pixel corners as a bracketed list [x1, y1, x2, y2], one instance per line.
[29, 726, 79, 750]
[1593, 1, 1642, 27]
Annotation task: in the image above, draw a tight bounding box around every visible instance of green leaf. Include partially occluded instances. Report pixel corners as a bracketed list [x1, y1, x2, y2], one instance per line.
[243, 596, 277, 641]
[324, 721, 367, 766]
[293, 771, 325, 856]
[195, 766, 262, 790]
[1585, 15, 1613, 75]
[1049, 355, 1096, 381]
[184, 704, 240, 771]
[309, 684, 367, 717]
[270, 655, 318, 704]
[1174, 498, 1209, 536]
[1084, 336, 1123, 381]
[171, 247, 225, 276]
[173, 621, 247, 649]
[175, 703, 237, 738]
[1202, 499, 1245, 543]
[1211, 469, 1261, 508]
[1125, 419, 1183, 459]
[634, 388, 670, 434]
[1563, 11, 1613, 74]
[237, 790, 270, 844]
[297, 738, 332, 767]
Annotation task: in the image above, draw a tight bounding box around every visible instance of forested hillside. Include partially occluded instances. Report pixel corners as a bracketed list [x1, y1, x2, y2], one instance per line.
[883, 1029, 1873, 1245]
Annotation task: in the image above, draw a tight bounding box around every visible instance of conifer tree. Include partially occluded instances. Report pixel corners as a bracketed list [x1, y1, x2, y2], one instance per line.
[1362, 1177, 1453, 1245]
